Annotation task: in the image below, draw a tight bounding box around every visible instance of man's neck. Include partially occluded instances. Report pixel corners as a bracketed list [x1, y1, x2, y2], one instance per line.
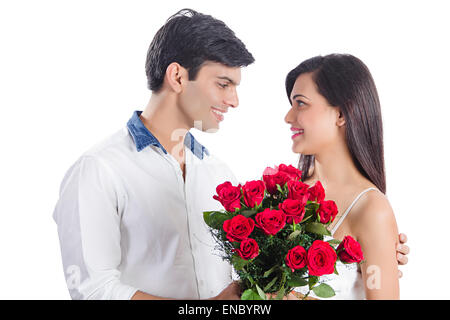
[140, 92, 191, 166]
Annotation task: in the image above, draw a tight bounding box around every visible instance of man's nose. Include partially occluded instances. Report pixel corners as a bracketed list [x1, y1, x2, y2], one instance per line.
[224, 89, 239, 108]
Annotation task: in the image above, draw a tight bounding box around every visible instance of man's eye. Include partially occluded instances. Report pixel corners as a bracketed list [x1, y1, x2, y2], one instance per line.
[218, 83, 229, 88]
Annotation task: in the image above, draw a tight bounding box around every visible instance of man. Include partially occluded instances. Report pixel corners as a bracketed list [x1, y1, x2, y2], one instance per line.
[53, 9, 409, 300]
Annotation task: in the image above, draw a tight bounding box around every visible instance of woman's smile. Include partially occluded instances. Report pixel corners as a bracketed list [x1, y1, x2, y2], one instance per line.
[291, 127, 304, 139]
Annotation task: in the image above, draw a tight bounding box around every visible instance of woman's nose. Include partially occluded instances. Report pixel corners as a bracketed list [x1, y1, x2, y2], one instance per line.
[284, 106, 295, 124]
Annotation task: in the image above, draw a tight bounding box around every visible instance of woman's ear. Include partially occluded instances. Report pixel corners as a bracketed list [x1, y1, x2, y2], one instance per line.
[336, 108, 346, 127]
[164, 62, 188, 93]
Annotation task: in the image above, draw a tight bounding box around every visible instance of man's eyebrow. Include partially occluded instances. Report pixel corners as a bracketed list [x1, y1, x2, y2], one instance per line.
[217, 76, 238, 85]
[291, 94, 310, 101]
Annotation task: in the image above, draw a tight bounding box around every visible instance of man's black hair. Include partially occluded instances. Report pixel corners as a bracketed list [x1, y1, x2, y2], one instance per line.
[145, 9, 255, 92]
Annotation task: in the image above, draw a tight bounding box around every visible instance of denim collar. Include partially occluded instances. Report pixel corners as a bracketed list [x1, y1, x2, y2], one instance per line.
[126, 110, 209, 160]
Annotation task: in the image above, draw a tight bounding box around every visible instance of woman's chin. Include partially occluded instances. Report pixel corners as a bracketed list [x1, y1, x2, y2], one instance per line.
[291, 143, 304, 154]
[292, 145, 314, 156]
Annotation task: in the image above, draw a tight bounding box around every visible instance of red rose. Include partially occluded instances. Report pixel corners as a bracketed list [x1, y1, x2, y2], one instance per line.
[255, 208, 286, 236]
[307, 240, 337, 276]
[308, 181, 325, 202]
[285, 245, 307, 272]
[242, 180, 265, 208]
[262, 166, 291, 194]
[213, 181, 242, 212]
[278, 198, 307, 224]
[278, 164, 302, 181]
[317, 200, 338, 224]
[234, 238, 259, 260]
[337, 235, 364, 264]
[287, 180, 310, 200]
[223, 215, 255, 242]
[262, 166, 278, 176]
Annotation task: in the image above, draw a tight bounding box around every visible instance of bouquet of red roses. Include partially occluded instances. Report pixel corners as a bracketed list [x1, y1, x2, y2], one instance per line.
[203, 164, 364, 300]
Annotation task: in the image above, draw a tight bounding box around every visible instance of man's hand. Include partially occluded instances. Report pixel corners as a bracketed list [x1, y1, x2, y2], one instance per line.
[212, 281, 241, 300]
[396, 233, 410, 278]
[265, 291, 318, 300]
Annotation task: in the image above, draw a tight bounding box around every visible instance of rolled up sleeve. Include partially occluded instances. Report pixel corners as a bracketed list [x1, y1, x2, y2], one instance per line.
[53, 156, 139, 300]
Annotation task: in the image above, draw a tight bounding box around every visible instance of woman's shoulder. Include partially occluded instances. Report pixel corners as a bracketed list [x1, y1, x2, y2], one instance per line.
[349, 187, 397, 239]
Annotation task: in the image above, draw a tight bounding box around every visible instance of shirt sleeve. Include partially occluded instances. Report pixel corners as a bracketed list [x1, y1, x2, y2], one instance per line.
[53, 156, 139, 300]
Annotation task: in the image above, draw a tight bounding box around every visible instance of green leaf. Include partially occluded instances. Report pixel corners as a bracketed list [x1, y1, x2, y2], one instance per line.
[247, 275, 255, 286]
[308, 276, 319, 289]
[276, 184, 284, 194]
[263, 276, 278, 292]
[273, 272, 288, 300]
[312, 283, 336, 298]
[334, 264, 339, 275]
[287, 275, 308, 287]
[275, 286, 286, 300]
[203, 211, 231, 229]
[299, 214, 313, 224]
[240, 209, 257, 218]
[327, 239, 342, 246]
[288, 230, 301, 241]
[305, 222, 332, 236]
[241, 288, 263, 300]
[263, 265, 279, 278]
[202, 211, 217, 226]
[306, 202, 320, 212]
[303, 208, 317, 221]
[232, 255, 250, 271]
[255, 284, 267, 300]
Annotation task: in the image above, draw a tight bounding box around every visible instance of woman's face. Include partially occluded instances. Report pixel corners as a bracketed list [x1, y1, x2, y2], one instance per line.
[284, 72, 344, 155]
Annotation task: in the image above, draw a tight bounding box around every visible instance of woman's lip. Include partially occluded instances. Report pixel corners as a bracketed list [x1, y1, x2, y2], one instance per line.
[291, 127, 303, 131]
[292, 132, 304, 139]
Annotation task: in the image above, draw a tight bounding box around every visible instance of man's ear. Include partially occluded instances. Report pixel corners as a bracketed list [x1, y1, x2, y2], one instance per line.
[336, 108, 346, 127]
[164, 62, 188, 93]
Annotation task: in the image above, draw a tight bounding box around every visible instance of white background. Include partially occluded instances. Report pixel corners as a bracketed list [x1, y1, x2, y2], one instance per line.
[1, 0, 449, 299]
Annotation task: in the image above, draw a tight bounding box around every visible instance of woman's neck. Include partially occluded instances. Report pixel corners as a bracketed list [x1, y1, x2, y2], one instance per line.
[309, 142, 366, 190]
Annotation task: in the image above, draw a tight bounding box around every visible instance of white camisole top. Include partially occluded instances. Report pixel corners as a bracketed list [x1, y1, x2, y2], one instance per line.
[294, 187, 379, 300]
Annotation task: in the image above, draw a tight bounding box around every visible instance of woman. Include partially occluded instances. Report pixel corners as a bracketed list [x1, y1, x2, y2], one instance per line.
[285, 54, 399, 299]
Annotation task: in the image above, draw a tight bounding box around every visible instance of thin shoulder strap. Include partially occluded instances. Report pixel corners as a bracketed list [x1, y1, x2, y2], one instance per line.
[330, 187, 379, 235]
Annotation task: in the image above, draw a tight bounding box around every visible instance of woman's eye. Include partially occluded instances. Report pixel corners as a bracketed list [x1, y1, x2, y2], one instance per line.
[296, 100, 305, 107]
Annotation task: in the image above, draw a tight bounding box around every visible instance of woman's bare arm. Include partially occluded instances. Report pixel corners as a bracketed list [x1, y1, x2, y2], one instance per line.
[354, 192, 400, 300]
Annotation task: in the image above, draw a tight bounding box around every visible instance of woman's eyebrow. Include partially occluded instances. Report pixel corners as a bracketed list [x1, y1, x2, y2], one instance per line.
[292, 94, 310, 101]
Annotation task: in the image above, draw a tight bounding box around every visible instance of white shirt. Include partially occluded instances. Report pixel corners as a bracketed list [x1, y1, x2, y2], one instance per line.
[53, 111, 238, 300]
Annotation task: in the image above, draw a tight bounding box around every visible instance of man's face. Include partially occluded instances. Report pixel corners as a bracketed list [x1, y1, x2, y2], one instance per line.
[178, 61, 241, 132]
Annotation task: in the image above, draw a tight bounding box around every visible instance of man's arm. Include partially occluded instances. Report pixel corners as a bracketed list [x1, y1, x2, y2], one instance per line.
[131, 291, 172, 300]
[396, 233, 410, 278]
[54, 156, 138, 299]
[131, 282, 241, 300]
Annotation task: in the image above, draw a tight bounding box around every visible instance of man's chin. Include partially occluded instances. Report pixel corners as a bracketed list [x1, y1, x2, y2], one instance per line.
[204, 126, 219, 134]
[193, 120, 220, 133]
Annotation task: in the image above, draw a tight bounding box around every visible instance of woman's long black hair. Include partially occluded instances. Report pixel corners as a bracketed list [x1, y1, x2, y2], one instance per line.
[285, 54, 386, 193]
